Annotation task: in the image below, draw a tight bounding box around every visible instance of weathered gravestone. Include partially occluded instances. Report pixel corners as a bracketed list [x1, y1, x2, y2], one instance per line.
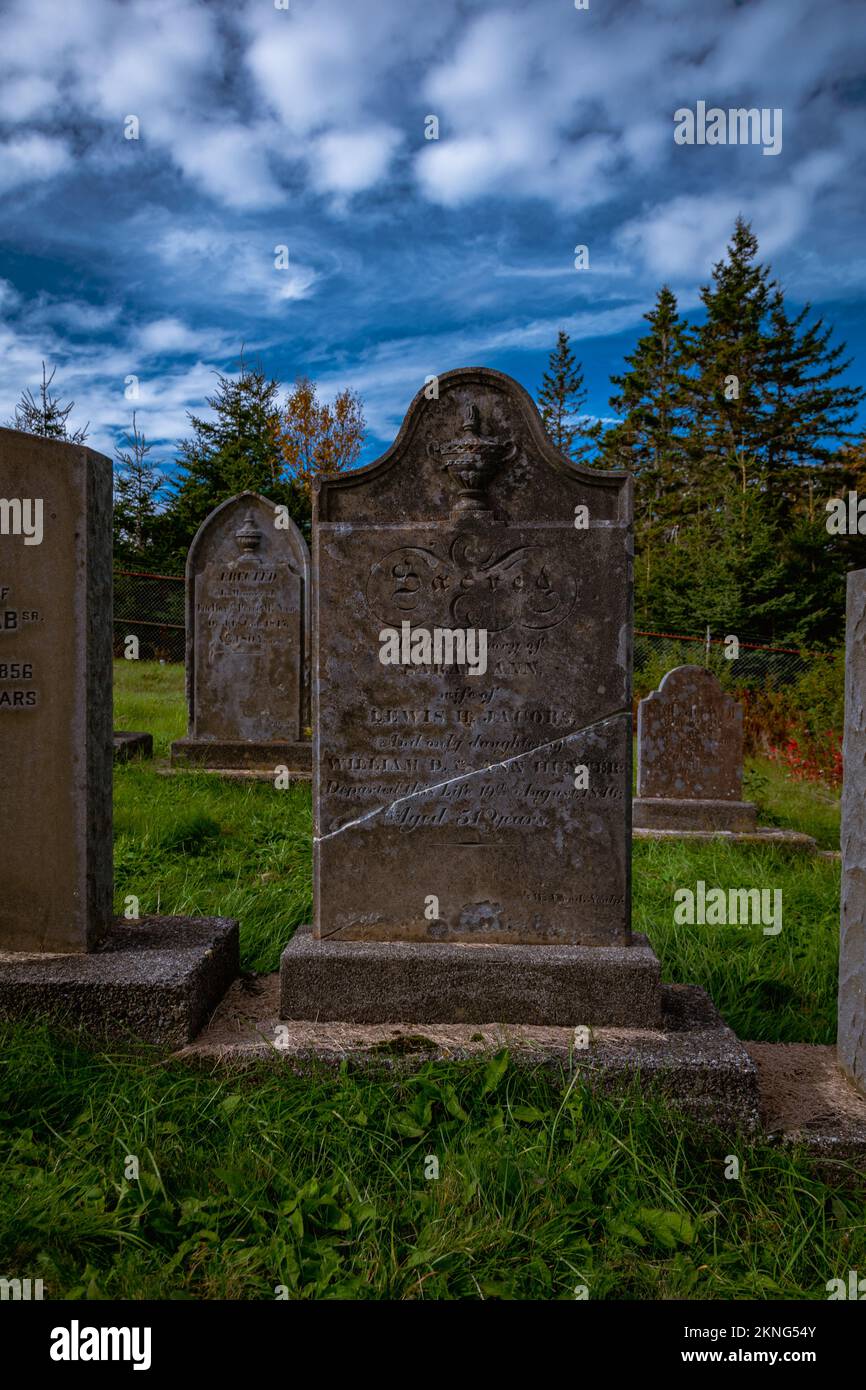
[0, 428, 113, 951]
[840, 568, 866, 1096]
[0, 427, 238, 1042]
[280, 367, 661, 1026]
[171, 492, 311, 774]
[632, 665, 757, 832]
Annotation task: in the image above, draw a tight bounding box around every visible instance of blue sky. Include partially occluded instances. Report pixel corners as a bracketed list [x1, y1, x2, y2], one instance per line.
[0, 0, 864, 470]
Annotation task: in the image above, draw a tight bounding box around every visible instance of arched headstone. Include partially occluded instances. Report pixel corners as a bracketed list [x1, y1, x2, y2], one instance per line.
[633, 665, 757, 831]
[171, 491, 311, 773]
[281, 367, 661, 1025]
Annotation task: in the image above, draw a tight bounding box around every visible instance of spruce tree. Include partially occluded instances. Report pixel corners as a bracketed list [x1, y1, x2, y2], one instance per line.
[9, 362, 88, 442]
[688, 217, 775, 499]
[760, 291, 863, 514]
[113, 414, 167, 567]
[537, 331, 591, 462]
[688, 217, 863, 509]
[598, 287, 693, 618]
[167, 357, 303, 563]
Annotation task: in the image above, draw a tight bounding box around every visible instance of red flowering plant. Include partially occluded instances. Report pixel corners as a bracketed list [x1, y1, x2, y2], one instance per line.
[767, 728, 843, 787]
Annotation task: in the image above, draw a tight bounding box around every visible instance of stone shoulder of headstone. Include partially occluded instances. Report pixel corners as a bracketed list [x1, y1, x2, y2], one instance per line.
[182, 491, 311, 745]
[636, 663, 744, 801]
[312, 366, 633, 948]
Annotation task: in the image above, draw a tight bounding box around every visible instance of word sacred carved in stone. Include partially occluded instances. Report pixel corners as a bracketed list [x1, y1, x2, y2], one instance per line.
[367, 533, 578, 632]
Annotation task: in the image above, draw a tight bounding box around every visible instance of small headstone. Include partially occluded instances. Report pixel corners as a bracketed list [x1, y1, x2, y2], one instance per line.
[113, 730, 153, 762]
[633, 665, 757, 832]
[0, 428, 113, 951]
[282, 367, 661, 1026]
[840, 568, 866, 1095]
[171, 492, 311, 773]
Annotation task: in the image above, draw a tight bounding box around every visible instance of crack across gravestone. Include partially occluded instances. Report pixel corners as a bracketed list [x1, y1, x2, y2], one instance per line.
[315, 707, 630, 845]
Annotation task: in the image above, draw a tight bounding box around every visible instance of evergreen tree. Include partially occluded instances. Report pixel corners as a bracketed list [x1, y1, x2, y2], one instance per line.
[113, 413, 168, 567]
[537, 331, 592, 462]
[687, 217, 775, 499]
[688, 217, 863, 508]
[598, 287, 693, 616]
[641, 464, 789, 639]
[611, 217, 865, 642]
[760, 291, 863, 514]
[167, 357, 304, 564]
[8, 362, 88, 442]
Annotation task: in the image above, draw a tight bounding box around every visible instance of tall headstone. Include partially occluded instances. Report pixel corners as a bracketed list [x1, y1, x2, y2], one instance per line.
[0, 428, 113, 951]
[0, 428, 238, 1042]
[281, 367, 661, 1026]
[633, 665, 757, 832]
[171, 492, 311, 773]
[840, 568, 866, 1095]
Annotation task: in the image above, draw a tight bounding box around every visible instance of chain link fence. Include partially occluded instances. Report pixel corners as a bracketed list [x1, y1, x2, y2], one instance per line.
[113, 569, 185, 662]
[113, 569, 825, 690]
[634, 628, 815, 696]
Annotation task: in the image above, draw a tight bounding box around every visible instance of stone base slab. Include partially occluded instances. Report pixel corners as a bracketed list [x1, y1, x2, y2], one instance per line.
[113, 730, 153, 762]
[0, 915, 239, 1047]
[180, 974, 759, 1131]
[634, 796, 757, 832]
[634, 826, 817, 851]
[747, 1042, 866, 1161]
[170, 738, 312, 774]
[160, 766, 312, 784]
[280, 926, 662, 1028]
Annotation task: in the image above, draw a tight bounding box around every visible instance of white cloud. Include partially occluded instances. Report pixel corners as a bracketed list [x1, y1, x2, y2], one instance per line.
[0, 74, 56, 121]
[617, 150, 848, 283]
[312, 127, 403, 196]
[153, 224, 320, 309]
[0, 279, 21, 310]
[133, 318, 214, 356]
[0, 133, 71, 193]
[168, 124, 286, 211]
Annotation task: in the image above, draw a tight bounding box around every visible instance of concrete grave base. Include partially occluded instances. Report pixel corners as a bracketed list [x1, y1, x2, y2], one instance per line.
[633, 825, 818, 851]
[0, 915, 239, 1047]
[633, 795, 758, 832]
[169, 737, 312, 775]
[113, 730, 154, 762]
[748, 1042, 866, 1161]
[180, 973, 759, 1131]
[160, 765, 312, 784]
[280, 926, 662, 1028]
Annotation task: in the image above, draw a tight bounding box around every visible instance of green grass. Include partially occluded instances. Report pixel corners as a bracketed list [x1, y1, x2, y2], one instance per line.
[744, 757, 841, 850]
[115, 663, 843, 1029]
[113, 657, 186, 758]
[114, 770, 311, 974]
[1, 1023, 864, 1300]
[113, 661, 311, 973]
[0, 659, 854, 1300]
[635, 838, 839, 1043]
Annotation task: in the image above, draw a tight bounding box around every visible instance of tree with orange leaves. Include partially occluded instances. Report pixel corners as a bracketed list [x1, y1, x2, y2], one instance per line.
[278, 377, 366, 499]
